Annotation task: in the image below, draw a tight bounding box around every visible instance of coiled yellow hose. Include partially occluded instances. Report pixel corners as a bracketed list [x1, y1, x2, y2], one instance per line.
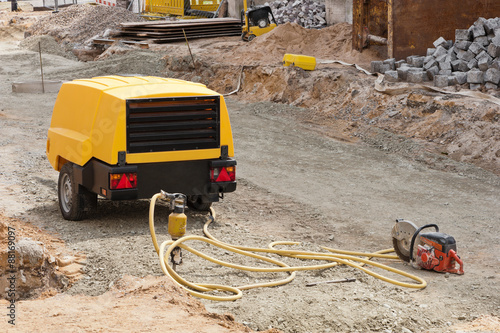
[149, 193, 427, 301]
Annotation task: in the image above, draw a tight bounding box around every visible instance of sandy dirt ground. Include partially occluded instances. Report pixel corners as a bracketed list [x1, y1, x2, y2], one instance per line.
[1, 8, 500, 333]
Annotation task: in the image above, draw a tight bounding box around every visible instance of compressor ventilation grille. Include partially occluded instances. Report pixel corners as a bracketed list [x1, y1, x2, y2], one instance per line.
[126, 96, 220, 153]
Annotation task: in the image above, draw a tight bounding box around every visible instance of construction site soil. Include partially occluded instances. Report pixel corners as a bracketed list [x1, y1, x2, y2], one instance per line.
[1, 7, 499, 333]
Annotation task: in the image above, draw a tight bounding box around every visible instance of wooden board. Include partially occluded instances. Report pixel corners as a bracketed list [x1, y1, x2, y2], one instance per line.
[120, 18, 241, 27]
[117, 18, 242, 43]
[93, 39, 150, 49]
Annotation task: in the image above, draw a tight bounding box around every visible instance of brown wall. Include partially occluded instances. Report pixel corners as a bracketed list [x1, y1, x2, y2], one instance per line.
[354, 0, 500, 60]
[352, 0, 388, 53]
[390, 0, 500, 59]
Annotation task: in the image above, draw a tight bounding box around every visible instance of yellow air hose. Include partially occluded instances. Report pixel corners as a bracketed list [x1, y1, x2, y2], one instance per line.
[149, 193, 427, 301]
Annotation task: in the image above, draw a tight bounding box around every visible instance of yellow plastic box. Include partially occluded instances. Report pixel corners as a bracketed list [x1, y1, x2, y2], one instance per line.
[282, 54, 316, 71]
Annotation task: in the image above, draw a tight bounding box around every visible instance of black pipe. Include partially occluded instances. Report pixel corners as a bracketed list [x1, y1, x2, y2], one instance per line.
[11, 0, 18, 12]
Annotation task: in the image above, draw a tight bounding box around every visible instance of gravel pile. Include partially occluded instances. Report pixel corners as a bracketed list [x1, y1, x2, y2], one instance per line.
[372, 17, 500, 90]
[19, 35, 76, 59]
[268, 0, 326, 29]
[27, 4, 143, 46]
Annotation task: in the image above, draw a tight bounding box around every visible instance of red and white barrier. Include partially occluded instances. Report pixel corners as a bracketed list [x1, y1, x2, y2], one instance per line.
[95, 0, 116, 6]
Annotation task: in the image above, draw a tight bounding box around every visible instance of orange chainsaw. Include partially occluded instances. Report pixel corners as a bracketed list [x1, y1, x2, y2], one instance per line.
[391, 219, 464, 275]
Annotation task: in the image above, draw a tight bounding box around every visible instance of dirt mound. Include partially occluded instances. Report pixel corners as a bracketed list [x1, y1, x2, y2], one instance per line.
[0, 214, 85, 300]
[450, 315, 500, 332]
[26, 4, 143, 45]
[19, 35, 76, 59]
[225, 22, 382, 68]
[165, 57, 499, 175]
[0, 11, 40, 41]
[0, 26, 21, 41]
[0, 275, 279, 332]
[82, 49, 166, 76]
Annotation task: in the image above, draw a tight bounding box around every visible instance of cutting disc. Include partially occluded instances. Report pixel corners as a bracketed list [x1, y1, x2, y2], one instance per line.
[391, 220, 418, 262]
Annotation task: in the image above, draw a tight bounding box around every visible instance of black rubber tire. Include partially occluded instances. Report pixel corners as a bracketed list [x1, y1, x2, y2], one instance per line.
[187, 195, 212, 211]
[58, 163, 87, 221]
[248, 34, 256, 41]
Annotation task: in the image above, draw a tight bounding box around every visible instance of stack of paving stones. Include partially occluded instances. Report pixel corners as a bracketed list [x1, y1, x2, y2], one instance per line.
[268, 0, 327, 29]
[371, 17, 500, 90]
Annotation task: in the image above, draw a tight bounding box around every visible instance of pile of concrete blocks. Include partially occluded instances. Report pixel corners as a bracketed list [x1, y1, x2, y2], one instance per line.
[371, 17, 500, 90]
[268, 0, 327, 29]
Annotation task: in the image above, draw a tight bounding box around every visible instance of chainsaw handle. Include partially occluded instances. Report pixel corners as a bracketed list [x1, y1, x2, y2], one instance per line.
[448, 249, 465, 275]
[409, 224, 439, 262]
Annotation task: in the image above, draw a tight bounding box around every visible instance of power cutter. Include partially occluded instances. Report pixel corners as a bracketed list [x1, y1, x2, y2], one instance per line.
[391, 219, 464, 274]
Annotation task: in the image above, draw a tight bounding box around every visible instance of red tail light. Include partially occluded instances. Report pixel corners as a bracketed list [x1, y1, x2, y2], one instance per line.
[210, 166, 235, 182]
[110, 173, 137, 189]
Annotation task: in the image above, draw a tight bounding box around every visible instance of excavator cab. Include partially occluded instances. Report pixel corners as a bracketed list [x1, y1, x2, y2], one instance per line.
[241, 1, 277, 41]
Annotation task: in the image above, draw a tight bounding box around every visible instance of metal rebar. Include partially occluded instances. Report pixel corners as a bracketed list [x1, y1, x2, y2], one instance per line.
[306, 278, 356, 287]
[367, 34, 388, 45]
[182, 28, 196, 71]
[38, 42, 45, 94]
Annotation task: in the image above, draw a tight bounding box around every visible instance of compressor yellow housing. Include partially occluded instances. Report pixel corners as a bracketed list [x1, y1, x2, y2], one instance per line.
[47, 75, 236, 220]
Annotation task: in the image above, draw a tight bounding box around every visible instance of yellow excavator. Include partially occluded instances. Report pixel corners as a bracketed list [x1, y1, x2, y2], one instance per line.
[241, 0, 277, 41]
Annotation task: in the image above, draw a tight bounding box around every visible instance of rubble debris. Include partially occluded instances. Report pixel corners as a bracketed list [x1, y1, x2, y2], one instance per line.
[372, 17, 500, 90]
[0, 218, 86, 300]
[268, 0, 327, 29]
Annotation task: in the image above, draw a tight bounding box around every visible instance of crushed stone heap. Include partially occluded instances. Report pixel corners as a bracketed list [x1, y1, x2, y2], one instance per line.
[372, 17, 500, 91]
[268, 0, 326, 29]
[27, 4, 143, 45]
